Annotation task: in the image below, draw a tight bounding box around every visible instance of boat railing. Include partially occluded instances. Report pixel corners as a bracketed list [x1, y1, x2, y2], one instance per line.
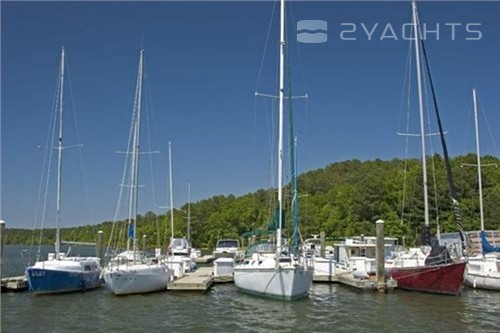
[106, 252, 150, 269]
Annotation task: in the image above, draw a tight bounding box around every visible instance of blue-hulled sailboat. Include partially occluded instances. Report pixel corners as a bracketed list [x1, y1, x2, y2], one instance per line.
[25, 47, 102, 295]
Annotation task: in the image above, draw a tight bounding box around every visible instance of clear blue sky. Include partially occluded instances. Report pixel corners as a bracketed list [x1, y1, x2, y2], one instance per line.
[2, 1, 499, 228]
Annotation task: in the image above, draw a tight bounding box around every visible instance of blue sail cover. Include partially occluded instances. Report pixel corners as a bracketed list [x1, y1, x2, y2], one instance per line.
[481, 230, 500, 254]
[128, 224, 134, 239]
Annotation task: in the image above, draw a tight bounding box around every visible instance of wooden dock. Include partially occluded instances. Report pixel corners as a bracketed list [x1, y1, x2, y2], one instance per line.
[336, 273, 397, 291]
[313, 273, 340, 283]
[213, 275, 233, 283]
[1, 275, 28, 292]
[167, 266, 214, 291]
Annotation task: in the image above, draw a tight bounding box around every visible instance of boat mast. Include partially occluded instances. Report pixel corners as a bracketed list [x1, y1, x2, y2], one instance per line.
[286, 25, 298, 251]
[187, 182, 191, 242]
[292, 136, 298, 250]
[55, 47, 65, 259]
[412, 2, 430, 233]
[128, 50, 144, 263]
[417, 2, 465, 248]
[472, 88, 485, 231]
[277, 0, 285, 253]
[169, 141, 174, 242]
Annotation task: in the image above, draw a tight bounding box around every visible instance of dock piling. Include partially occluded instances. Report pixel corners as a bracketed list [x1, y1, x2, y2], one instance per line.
[0, 220, 5, 264]
[320, 231, 326, 258]
[96, 230, 104, 264]
[375, 219, 386, 292]
[142, 234, 147, 252]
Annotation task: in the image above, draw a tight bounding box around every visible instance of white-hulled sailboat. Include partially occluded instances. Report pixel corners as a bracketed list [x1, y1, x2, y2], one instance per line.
[102, 50, 172, 295]
[233, 0, 313, 300]
[464, 88, 500, 290]
[161, 142, 196, 278]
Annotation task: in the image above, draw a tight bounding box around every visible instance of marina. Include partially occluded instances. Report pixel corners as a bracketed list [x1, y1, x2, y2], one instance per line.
[2, 0, 500, 331]
[4, 228, 500, 294]
[3, 229, 500, 294]
[2, 243, 499, 333]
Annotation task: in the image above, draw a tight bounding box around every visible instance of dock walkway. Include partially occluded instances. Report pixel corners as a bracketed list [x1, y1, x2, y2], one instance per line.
[336, 274, 397, 291]
[1, 275, 28, 292]
[167, 266, 214, 291]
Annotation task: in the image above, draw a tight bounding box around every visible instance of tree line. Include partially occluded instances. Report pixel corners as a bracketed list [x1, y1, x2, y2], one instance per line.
[5, 155, 499, 249]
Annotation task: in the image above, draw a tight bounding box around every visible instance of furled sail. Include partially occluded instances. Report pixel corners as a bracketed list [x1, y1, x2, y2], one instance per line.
[481, 231, 500, 254]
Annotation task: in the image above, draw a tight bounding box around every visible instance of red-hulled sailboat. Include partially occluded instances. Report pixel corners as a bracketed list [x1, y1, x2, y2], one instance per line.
[388, 263, 466, 295]
[386, 246, 466, 295]
[386, 1, 466, 296]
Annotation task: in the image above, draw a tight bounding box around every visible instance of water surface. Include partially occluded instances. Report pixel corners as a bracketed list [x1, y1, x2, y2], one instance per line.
[2, 245, 498, 332]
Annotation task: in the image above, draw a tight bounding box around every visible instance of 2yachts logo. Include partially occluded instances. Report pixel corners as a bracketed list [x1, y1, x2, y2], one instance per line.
[340, 23, 482, 41]
[297, 21, 482, 43]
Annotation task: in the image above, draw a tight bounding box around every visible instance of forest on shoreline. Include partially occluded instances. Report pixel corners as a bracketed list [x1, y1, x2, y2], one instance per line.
[5, 155, 499, 249]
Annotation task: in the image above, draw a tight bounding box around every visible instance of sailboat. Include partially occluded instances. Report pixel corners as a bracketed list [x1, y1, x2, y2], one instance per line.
[163, 142, 196, 277]
[25, 47, 102, 295]
[385, 2, 466, 295]
[463, 88, 500, 290]
[233, 0, 313, 300]
[102, 50, 172, 295]
[186, 183, 202, 260]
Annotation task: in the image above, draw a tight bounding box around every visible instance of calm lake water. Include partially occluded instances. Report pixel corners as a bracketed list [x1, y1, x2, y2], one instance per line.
[1, 245, 499, 333]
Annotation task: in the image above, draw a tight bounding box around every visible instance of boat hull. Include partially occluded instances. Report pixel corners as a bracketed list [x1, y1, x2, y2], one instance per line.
[465, 257, 500, 290]
[26, 261, 102, 295]
[387, 261, 466, 295]
[103, 264, 171, 295]
[465, 271, 500, 290]
[234, 265, 313, 300]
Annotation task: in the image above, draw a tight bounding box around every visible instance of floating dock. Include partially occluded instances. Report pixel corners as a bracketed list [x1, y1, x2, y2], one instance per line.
[1, 275, 28, 292]
[336, 273, 397, 291]
[314, 271, 396, 291]
[167, 266, 214, 291]
[313, 273, 340, 283]
[213, 275, 233, 283]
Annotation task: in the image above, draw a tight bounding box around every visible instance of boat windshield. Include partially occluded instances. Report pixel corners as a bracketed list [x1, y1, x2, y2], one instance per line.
[245, 242, 275, 257]
[217, 240, 239, 248]
[170, 238, 189, 248]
